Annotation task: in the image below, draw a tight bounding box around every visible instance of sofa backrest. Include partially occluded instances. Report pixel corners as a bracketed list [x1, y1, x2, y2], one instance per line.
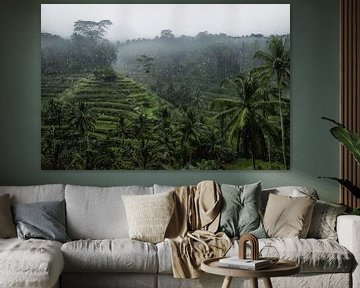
[154, 184, 319, 209]
[65, 184, 153, 240]
[153, 184, 176, 194]
[0, 183, 320, 240]
[0, 184, 65, 204]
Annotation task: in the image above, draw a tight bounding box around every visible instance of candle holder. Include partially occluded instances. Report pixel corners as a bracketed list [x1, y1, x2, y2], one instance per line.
[238, 234, 259, 260]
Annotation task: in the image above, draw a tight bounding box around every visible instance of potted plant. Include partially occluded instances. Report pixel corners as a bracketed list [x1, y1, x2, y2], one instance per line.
[320, 117, 360, 215]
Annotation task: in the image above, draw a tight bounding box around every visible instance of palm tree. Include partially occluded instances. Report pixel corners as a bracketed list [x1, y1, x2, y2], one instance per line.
[67, 101, 97, 164]
[212, 72, 279, 169]
[68, 101, 97, 136]
[152, 107, 177, 168]
[155, 107, 172, 145]
[191, 91, 204, 113]
[254, 36, 290, 169]
[117, 113, 127, 143]
[178, 107, 200, 167]
[131, 113, 156, 169]
[44, 98, 63, 129]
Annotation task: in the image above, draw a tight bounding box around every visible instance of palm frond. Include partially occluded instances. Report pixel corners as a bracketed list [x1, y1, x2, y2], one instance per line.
[213, 107, 239, 120]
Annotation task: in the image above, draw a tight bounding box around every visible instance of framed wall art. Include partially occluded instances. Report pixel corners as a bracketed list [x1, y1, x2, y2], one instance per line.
[41, 4, 290, 170]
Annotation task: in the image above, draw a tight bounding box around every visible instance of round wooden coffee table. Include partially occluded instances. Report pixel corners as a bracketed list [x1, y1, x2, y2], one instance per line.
[201, 257, 300, 288]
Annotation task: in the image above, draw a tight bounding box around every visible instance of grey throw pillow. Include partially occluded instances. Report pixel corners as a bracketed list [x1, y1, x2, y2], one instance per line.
[0, 194, 17, 238]
[12, 200, 70, 243]
[218, 182, 266, 238]
[307, 200, 347, 240]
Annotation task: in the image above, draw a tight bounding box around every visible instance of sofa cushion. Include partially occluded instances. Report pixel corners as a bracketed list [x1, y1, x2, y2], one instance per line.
[61, 239, 158, 273]
[261, 186, 319, 212]
[218, 182, 266, 238]
[122, 191, 175, 243]
[0, 194, 16, 238]
[261, 238, 354, 273]
[307, 200, 347, 240]
[0, 238, 64, 288]
[153, 184, 176, 194]
[0, 184, 65, 204]
[65, 185, 153, 239]
[156, 240, 173, 274]
[263, 193, 316, 238]
[158, 237, 353, 274]
[235, 238, 353, 273]
[12, 200, 70, 243]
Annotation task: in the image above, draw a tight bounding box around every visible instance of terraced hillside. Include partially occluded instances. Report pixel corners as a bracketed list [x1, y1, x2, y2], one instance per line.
[42, 70, 289, 170]
[41, 72, 186, 170]
[41, 74, 80, 98]
[42, 72, 173, 141]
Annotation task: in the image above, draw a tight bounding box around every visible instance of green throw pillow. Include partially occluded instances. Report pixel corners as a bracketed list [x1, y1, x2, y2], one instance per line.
[218, 182, 266, 238]
[307, 200, 347, 240]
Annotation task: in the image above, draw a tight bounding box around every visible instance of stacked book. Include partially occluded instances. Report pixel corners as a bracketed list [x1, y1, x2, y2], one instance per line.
[218, 257, 271, 270]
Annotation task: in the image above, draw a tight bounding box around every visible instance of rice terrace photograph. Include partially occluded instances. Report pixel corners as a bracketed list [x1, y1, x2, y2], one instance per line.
[41, 4, 290, 170]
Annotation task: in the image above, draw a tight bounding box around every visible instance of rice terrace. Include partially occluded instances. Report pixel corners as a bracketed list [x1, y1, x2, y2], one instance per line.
[41, 4, 290, 170]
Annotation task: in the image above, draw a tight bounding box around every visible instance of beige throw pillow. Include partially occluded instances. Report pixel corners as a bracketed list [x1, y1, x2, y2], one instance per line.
[0, 194, 17, 238]
[122, 191, 175, 243]
[263, 193, 316, 238]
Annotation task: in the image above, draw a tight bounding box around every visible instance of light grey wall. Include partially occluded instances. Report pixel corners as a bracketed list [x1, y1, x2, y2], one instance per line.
[0, 0, 340, 202]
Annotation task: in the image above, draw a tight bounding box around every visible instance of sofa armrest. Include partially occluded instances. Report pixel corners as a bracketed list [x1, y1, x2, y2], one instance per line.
[337, 215, 360, 288]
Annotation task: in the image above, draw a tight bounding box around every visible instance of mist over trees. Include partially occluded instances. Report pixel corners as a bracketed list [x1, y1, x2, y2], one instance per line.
[41, 20, 290, 170]
[115, 30, 267, 96]
[41, 20, 117, 74]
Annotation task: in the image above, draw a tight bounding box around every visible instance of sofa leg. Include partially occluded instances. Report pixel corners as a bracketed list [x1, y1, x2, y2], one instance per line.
[263, 277, 273, 288]
[221, 276, 232, 288]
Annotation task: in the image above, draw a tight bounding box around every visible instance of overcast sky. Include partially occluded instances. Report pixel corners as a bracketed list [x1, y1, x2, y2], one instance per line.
[41, 4, 290, 42]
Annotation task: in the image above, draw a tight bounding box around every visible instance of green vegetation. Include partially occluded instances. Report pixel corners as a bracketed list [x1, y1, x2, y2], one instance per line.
[41, 23, 290, 170]
[224, 158, 284, 170]
[41, 20, 116, 75]
[319, 117, 360, 199]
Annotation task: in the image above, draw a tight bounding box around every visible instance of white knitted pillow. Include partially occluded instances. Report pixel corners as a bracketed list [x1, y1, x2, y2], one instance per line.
[122, 191, 175, 243]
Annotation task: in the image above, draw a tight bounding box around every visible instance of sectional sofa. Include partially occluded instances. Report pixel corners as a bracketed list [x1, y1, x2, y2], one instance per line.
[0, 183, 359, 288]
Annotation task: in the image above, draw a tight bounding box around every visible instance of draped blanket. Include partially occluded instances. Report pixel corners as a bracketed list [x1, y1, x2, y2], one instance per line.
[165, 181, 231, 278]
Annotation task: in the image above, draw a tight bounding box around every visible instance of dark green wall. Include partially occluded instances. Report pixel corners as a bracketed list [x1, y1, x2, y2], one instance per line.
[0, 0, 340, 202]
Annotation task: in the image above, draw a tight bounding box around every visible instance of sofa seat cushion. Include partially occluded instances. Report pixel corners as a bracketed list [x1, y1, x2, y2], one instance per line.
[0, 238, 64, 288]
[157, 238, 353, 274]
[260, 238, 353, 272]
[231, 238, 353, 273]
[62, 239, 158, 273]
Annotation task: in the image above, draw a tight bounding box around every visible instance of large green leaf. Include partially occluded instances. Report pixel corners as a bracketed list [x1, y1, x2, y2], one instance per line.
[331, 126, 360, 165]
[319, 177, 360, 198]
[323, 117, 360, 165]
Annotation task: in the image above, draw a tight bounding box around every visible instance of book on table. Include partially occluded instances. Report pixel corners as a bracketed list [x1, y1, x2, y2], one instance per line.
[218, 257, 271, 270]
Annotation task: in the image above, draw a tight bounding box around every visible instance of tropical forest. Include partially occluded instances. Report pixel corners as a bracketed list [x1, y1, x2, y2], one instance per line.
[41, 19, 290, 170]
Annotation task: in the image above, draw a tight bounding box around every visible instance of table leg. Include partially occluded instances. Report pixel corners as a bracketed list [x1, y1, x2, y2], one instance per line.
[263, 277, 273, 288]
[221, 276, 233, 288]
[251, 278, 258, 288]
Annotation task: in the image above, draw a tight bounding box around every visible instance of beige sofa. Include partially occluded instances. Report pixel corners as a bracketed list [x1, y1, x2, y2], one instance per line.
[0, 184, 358, 288]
